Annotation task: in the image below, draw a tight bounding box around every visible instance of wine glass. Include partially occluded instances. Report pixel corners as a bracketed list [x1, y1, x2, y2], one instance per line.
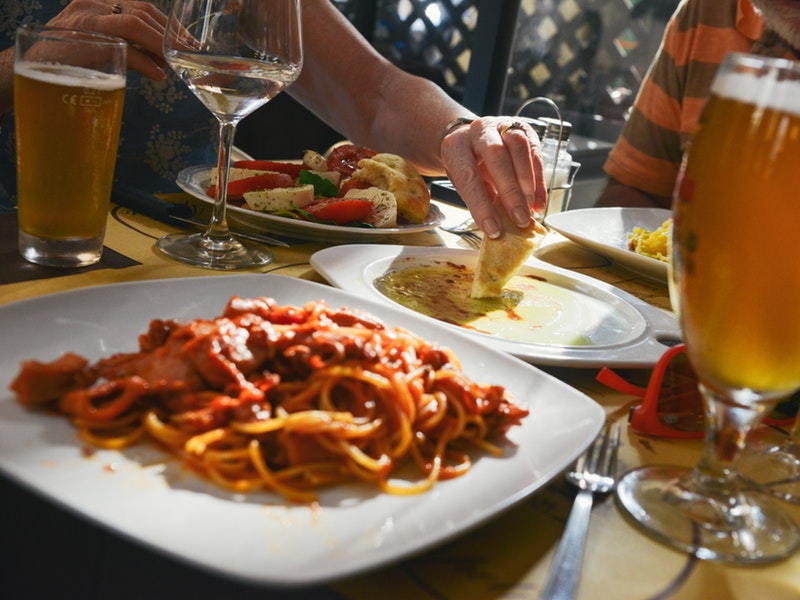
[157, 0, 302, 269]
[615, 52, 800, 563]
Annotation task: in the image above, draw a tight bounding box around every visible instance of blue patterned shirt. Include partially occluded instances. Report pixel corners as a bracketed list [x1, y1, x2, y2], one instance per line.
[0, 0, 218, 212]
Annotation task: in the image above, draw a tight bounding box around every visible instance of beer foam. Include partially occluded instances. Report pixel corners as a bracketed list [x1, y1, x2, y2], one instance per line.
[15, 60, 125, 91]
[711, 69, 800, 116]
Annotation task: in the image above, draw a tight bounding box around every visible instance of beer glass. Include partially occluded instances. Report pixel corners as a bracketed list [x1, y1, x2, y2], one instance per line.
[615, 53, 800, 563]
[14, 25, 126, 267]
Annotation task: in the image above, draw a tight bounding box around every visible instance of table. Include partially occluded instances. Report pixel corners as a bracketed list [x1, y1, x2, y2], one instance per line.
[2, 199, 799, 600]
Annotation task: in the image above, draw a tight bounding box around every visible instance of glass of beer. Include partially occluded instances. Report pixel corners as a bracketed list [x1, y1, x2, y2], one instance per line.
[615, 53, 800, 563]
[14, 25, 126, 267]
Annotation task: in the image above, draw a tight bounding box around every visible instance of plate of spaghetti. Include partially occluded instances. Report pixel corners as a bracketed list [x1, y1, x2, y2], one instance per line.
[0, 274, 603, 586]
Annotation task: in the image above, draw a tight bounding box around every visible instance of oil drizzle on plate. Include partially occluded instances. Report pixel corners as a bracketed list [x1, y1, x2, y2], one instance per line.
[374, 260, 611, 346]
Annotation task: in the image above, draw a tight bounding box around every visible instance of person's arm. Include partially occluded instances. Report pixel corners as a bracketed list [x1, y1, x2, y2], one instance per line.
[594, 177, 671, 209]
[290, 0, 546, 237]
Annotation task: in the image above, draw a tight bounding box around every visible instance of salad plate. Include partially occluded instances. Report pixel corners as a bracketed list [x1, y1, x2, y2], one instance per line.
[311, 245, 681, 367]
[0, 274, 603, 586]
[176, 165, 445, 243]
[545, 207, 671, 282]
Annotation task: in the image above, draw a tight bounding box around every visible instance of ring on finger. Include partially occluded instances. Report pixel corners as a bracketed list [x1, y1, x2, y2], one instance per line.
[500, 121, 527, 136]
[112, 3, 122, 14]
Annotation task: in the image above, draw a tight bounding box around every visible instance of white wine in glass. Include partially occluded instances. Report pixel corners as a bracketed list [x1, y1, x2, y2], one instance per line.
[158, 0, 302, 269]
[615, 52, 800, 564]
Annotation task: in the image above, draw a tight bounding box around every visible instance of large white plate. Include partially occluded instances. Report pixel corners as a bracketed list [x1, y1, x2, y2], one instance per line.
[545, 207, 671, 282]
[0, 274, 604, 587]
[177, 165, 445, 243]
[311, 245, 680, 367]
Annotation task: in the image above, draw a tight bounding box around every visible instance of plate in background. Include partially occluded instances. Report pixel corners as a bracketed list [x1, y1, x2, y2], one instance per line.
[545, 207, 670, 282]
[311, 244, 680, 367]
[177, 165, 445, 243]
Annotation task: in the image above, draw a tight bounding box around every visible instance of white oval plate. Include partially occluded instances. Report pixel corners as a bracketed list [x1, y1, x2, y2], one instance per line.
[311, 245, 680, 367]
[545, 207, 671, 282]
[0, 274, 603, 586]
[176, 165, 445, 243]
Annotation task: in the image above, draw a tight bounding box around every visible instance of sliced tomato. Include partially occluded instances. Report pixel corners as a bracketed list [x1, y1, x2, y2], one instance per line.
[304, 198, 373, 225]
[206, 172, 294, 201]
[327, 144, 377, 176]
[337, 177, 373, 197]
[233, 160, 304, 179]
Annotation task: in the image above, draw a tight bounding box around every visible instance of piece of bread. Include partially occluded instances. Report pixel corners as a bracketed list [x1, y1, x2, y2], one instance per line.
[351, 153, 430, 223]
[471, 208, 547, 298]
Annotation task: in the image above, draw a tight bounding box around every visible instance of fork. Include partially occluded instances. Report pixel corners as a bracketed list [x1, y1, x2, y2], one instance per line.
[440, 216, 477, 233]
[440, 218, 482, 249]
[456, 230, 483, 249]
[539, 423, 620, 600]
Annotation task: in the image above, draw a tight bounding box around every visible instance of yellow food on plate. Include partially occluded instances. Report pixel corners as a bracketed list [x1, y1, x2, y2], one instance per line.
[628, 218, 671, 262]
[351, 153, 431, 224]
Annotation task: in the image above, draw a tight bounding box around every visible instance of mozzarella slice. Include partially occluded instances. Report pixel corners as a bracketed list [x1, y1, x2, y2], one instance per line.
[303, 149, 328, 171]
[344, 187, 397, 228]
[244, 184, 315, 212]
[209, 167, 274, 186]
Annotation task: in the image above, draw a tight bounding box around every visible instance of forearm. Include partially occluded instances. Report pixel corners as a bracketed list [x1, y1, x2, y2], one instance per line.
[367, 72, 474, 175]
[292, 0, 541, 237]
[290, 0, 472, 175]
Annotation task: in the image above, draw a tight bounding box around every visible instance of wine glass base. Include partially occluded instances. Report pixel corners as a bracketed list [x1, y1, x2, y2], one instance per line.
[156, 232, 273, 270]
[739, 430, 800, 504]
[615, 465, 800, 564]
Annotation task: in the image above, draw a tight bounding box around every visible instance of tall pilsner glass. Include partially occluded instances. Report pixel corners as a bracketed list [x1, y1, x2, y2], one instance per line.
[157, 0, 302, 269]
[15, 26, 126, 267]
[615, 53, 800, 563]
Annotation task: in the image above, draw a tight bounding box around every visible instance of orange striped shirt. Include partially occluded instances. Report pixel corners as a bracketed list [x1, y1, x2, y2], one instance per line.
[604, 0, 794, 197]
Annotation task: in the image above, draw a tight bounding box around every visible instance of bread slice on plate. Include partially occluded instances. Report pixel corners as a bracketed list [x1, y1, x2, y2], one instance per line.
[471, 207, 547, 298]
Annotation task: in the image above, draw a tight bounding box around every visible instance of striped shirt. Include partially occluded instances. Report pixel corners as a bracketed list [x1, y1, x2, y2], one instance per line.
[604, 0, 795, 198]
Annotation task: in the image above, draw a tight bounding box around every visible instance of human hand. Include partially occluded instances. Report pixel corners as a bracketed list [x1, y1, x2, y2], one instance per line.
[440, 116, 547, 238]
[45, 0, 168, 80]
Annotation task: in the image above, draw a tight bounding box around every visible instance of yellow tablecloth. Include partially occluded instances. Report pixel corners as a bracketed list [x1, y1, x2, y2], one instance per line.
[3, 200, 800, 600]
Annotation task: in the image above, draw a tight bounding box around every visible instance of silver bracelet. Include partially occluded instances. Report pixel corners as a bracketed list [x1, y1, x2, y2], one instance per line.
[439, 117, 475, 152]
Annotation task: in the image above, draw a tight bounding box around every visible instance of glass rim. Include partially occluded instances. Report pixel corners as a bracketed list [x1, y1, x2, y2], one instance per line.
[17, 23, 127, 49]
[723, 51, 800, 76]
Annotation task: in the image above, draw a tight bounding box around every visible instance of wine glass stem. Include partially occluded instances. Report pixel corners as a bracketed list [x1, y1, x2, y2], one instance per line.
[208, 118, 239, 240]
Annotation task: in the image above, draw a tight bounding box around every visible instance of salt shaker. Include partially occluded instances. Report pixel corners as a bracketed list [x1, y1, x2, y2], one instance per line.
[539, 117, 573, 217]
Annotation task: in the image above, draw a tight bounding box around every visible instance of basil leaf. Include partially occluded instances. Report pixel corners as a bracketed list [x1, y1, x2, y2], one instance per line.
[299, 170, 338, 197]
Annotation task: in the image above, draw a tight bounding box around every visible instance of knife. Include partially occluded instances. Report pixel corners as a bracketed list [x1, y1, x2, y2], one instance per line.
[111, 180, 290, 248]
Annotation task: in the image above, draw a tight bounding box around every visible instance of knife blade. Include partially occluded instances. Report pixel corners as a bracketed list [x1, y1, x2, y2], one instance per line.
[112, 181, 290, 248]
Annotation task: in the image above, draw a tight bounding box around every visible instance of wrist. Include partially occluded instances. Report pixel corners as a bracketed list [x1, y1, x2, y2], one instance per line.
[439, 117, 475, 154]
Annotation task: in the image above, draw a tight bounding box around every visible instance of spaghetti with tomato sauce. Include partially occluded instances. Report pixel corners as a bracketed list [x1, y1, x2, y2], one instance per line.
[10, 297, 528, 502]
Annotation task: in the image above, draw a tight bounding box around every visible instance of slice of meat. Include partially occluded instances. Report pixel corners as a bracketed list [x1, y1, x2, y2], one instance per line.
[10, 352, 90, 405]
